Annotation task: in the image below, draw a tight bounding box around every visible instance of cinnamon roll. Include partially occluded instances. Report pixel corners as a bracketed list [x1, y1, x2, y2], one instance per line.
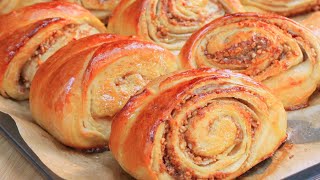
[30, 34, 179, 149]
[240, 0, 320, 16]
[107, 0, 245, 51]
[179, 13, 320, 110]
[110, 68, 287, 179]
[0, 2, 106, 100]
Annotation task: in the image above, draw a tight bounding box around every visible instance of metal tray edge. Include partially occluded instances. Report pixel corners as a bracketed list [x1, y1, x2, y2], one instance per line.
[0, 111, 61, 180]
[0, 111, 320, 180]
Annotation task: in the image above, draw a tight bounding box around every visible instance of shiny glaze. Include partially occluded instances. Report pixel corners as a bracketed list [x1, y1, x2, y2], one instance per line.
[0, 0, 121, 22]
[0, 1, 106, 37]
[0, 18, 66, 82]
[110, 68, 287, 179]
[81, 39, 166, 93]
[5, 18, 62, 62]
[0, 1, 107, 100]
[30, 34, 179, 149]
[179, 12, 320, 110]
[107, 0, 146, 37]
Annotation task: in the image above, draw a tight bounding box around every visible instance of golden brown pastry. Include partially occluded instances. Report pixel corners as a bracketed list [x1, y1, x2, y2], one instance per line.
[110, 68, 287, 179]
[301, 11, 320, 39]
[30, 34, 179, 149]
[0, 2, 106, 100]
[0, 0, 49, 14]
[179, 13, 320, 110]
[64, 0, 121, 23]
[240, 0, 320, 16]
[107, 0, 245, 51]
[0, 0, 120, 23]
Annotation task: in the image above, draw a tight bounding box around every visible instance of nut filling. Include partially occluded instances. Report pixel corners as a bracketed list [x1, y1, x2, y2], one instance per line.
[160, 87, 259, 178]
[205, 36, 273, 65]
[202, 32, 313, 80]
[19, 23, 98, 92]
[152, 0, 225, 41]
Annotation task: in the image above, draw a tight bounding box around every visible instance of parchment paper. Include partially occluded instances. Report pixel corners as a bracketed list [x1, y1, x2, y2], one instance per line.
[0, 97, 130, 180]
[1, 13, 320, 180]
[1, 90, 319, 179]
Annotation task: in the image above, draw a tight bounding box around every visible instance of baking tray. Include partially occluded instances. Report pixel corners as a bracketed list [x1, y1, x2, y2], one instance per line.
[0, 110, 319, 180]
[0, 111, 61, 180]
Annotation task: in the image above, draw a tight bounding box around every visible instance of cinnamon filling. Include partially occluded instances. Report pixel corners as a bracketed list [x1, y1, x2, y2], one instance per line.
[91, 72, 149, 118]
[205, 36, 273, 65]
[251, 118, 260, 137]
[155, 0, 225, 39]
[18, 23, 99, 91]
[203, 33, 306, 79]
[160, 93, 258, 178]
[156, 25, 169, 38]
[166, 0, 199, 26]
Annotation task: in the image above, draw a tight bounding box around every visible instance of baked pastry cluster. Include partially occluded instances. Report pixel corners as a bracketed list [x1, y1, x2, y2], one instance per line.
[1, 0, 319, 179]
[110, 68, 287, 179]
[107, 0, 320, 52]
[108, 0, 245, 51]
[30, 33, 178, 149]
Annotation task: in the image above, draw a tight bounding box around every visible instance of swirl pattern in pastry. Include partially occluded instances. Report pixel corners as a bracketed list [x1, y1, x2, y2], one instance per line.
[30, 34, 179, 149]
[179, 13, 320, 110]
[0, 1, 106, 100]
[110, 68, 287, 179]
[107, 0, 245, 51]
